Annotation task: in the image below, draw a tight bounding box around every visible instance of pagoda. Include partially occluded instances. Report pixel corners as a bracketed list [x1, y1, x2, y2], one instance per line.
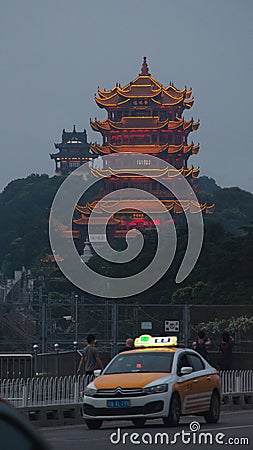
[90, 57, 200, 170]
[73, 58, 214, 239]
[50, 125, 95, 174]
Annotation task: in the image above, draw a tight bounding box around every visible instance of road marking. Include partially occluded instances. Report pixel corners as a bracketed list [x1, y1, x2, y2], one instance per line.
[202, 424, 253, 432]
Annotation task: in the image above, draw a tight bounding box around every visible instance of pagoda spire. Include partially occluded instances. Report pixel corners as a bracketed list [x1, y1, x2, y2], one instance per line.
[140, 56, 150, 76]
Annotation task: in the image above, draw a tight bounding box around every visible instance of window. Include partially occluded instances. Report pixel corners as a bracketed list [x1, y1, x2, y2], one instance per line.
[177, 353, 191, 375]
[160, 111, 167, 121]
[160, 134, 168, 144]
[104, 352, 174, 374]
[69, 161, 80, 168]
[187, 354, 205, 372]
[174, 135, 181, 145]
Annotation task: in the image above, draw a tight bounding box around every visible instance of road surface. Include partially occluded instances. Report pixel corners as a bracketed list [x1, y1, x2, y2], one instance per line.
[41, 410, 252, 449]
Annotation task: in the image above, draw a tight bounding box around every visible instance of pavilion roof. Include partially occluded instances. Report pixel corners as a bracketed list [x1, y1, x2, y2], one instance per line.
[95, 58, 194, 109]
[90, 142, 200, 155]
[75, 199, 215, 217]
[90, 117, 200, 132]
[89, 165, 200, 179]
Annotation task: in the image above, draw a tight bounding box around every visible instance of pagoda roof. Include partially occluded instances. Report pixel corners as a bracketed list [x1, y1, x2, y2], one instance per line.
[90, 143, 169, 154]
[95, 58, 194, 109]
[75, 199, 215, 217]
[50, 150, 96, 159]
[51, 125, 96, 159]
[89, 165, 200, 179]
[56, 125, 89, 145]
[73, 216, 120, 225]
[90, 117, 200, 132]
[90, 142, 200, 155]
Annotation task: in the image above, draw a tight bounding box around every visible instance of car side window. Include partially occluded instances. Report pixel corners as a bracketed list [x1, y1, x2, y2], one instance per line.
[177, 354, 191, 376]
[187, 353, 205, 372]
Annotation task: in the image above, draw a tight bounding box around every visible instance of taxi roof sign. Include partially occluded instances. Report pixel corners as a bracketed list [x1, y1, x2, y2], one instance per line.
[134, 334, 177, 348]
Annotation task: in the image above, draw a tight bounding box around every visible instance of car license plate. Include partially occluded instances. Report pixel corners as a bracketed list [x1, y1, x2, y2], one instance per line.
[107, 399, 131, 408]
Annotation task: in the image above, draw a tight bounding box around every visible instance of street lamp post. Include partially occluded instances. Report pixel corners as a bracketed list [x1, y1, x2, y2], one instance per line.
[32, 344, 39, 377]
[73, 341, 78, 373]
[74, 294, 78, 342]
[54, 343, 59, 377]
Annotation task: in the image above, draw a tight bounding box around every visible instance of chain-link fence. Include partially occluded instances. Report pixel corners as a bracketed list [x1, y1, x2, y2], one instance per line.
[44, 301, 253, 356]
[1, 300, 253, 376]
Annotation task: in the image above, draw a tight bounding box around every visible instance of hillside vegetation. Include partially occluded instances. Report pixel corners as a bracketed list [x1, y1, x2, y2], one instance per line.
[0, 173, 252, 304]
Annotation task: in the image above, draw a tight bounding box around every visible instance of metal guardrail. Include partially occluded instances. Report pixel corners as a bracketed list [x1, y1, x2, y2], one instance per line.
[220, 370, 253, 394]
[0, 374, 93, 407]
[0, 371, 253, 408]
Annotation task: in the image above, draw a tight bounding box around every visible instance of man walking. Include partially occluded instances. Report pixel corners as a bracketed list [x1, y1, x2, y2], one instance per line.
[119, 337, 135, 353]
[77, 334, 103, 377]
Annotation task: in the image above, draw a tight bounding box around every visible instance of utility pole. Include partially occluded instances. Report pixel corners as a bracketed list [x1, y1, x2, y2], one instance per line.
[112, 302, 118, 357]
[74, 294, 78, 342]
[183, 303, 190, 347]
[39, 286, 47, 353]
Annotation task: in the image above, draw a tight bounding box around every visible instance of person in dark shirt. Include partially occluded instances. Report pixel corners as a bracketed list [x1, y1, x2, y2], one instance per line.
[219, 331, 235, 370]
[192, 330, 211, 360]
[119, 337, 135, 353]
[77, 334, 103, 375]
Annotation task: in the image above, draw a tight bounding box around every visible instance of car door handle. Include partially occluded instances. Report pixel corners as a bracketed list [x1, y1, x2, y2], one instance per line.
[206, 376, 211, 380]
[193, 379, 198, 383]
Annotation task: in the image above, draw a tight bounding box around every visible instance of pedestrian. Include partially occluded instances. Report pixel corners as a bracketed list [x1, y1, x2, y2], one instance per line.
[77, 334, 103, 378]
[192, 330, 211, 360]
[219, 331, 235, 370]
[119, 337, 135, 353]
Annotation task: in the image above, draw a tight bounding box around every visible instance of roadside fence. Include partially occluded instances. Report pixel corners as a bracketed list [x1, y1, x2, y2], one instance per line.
[0, 374, 93, 408]
[0, 370, 253, 408]
[220, 370, 253, 394]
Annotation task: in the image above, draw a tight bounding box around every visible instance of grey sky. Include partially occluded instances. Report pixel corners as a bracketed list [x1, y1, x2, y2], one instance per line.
[0, 0, 252, 193]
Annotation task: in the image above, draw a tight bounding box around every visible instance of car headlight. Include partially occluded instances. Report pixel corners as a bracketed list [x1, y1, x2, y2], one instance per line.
[84, 387, 97, 397]
[144, 384, 168, 394]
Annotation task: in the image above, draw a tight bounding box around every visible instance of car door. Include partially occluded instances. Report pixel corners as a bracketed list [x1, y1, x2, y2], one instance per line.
[175, 352, 200, 414]
[184, 352, 213, 414]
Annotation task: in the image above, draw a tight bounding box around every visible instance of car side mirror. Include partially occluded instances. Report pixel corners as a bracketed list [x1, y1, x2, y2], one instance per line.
[94, 369, 102, 377]
[180, 366, 193, 375]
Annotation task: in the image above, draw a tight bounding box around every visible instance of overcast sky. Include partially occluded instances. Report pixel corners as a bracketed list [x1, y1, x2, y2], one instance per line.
[0, 0, 252, 193]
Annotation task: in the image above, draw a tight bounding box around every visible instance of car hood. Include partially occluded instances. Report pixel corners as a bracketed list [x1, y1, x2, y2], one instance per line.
[94, 372, 170, 389]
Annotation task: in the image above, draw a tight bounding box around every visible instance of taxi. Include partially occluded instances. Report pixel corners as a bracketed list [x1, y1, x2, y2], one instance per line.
[82, 335, 221, 429]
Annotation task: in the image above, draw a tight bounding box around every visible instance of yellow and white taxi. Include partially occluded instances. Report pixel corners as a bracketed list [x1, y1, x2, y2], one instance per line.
[82, 335, 221, 429]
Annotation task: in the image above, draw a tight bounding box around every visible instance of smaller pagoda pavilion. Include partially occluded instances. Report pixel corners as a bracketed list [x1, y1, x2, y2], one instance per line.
[50, 125, 95, 174]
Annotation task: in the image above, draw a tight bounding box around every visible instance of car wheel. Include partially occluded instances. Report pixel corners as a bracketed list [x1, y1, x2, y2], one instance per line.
[204, 391, 220, 424]
[85, 419, 103, 430]
[163, 394, 181, 427]
[132, 418, 146, 427]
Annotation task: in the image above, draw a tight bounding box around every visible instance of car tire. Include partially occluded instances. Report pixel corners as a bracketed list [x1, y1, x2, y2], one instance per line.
[204, 391, 220, 424]
[163, 394, 181, 427]
[132, 418, 146, 427]
[85, 419, 103, 430]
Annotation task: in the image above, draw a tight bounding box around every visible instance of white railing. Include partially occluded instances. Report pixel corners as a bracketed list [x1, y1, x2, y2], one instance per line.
[0, 374, 93, 408]
[0, 371, 253, 408]
[220, 370, 253, 394]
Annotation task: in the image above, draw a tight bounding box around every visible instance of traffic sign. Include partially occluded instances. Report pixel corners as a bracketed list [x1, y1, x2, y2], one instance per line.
[164, 320, 180, 333]
[141, 321, 152, 330]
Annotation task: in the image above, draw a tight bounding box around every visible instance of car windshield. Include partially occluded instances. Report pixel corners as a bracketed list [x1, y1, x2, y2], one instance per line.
[104, 352, 174, 374]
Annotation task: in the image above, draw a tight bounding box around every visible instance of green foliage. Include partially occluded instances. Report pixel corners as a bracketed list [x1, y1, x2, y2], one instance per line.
[0, 174, 252, 304]
[196, 316, 253, 334]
